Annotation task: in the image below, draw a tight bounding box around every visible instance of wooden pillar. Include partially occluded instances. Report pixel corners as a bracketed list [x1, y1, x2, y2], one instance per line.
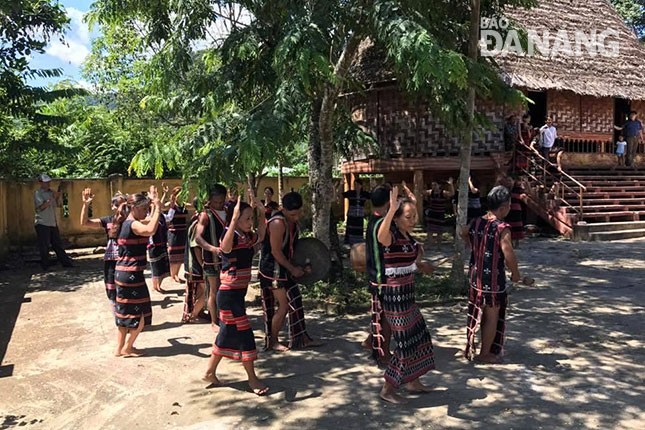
[413, 170, 424, 225]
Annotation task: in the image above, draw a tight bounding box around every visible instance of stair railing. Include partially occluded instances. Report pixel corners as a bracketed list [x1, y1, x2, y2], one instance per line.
[513, 143, 587, 216]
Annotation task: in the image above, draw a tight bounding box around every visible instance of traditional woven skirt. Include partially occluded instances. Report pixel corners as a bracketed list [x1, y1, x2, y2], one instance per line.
[260, 277, 312, 349]
[181, 275, 204, 323]
[370, 290, 387, 360]
[213, 288, 258, 361]
[167, 230, 187, 264]
[425, 210, 447, 234]
[104, 260, 117, 304]
[148, 245, 170, 281]
[345, 215, 365, 245]
[507, 204, 524, 241]
[382, 280, 435, 388]
[464, 287, 508, 360]
[114, 268, 152, 328]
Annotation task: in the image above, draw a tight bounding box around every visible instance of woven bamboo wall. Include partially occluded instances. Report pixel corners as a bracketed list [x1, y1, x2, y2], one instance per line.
[548, 90, 613, 134]
[351, 88, 505, 159]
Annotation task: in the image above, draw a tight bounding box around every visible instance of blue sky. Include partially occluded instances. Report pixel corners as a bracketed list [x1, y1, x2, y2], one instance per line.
[29, 0, 100, 88]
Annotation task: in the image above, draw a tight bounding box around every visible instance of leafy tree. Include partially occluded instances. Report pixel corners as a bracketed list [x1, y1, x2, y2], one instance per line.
[88, 1, 532, 253]
[611, 0, 645, 39]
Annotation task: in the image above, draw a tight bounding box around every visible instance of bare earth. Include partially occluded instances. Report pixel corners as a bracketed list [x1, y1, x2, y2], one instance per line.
[0, 238, 644, 430]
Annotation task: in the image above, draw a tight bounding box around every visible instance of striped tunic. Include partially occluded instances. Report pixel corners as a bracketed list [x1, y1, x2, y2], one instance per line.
[382, 228, 435, 388]
[115, 220, 152, 328]
[213, 230, 260, 361]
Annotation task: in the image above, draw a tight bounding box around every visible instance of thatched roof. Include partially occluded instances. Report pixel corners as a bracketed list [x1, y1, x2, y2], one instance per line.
[499, 0, 645, 100]
[351, 0, 645, 100]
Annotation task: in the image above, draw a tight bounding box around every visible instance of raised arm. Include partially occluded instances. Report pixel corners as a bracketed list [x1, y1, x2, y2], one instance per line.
[80, 187, 102, 228]
[377, 186, 400, 247]
[220, 197, 241, 254]
[468, 177, 478, 194]
[131, 186, 162, 237]
[401, 181, 416, 204]
[249, 188, 267, 243]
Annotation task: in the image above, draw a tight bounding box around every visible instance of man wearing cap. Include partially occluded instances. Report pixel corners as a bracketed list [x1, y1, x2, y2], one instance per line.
[34, 174, 73, 270]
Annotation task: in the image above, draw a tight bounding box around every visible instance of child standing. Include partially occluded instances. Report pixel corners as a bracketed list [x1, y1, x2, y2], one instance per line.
[616, 135, 626, 167]
[203, 191, 268, 395]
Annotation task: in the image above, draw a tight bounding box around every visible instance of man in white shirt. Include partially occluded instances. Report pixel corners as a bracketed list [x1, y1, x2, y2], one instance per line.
[539, 117, 558, 162]
[34, 174, 74, 270]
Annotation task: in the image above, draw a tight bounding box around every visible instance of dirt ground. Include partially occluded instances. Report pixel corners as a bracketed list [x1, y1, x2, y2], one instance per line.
[0, 238, 644, 430]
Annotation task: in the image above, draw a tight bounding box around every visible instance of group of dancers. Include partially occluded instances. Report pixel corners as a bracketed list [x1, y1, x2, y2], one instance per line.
[80, 177, 524, 403]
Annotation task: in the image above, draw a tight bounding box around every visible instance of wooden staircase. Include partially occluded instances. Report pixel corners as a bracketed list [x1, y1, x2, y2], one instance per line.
[514, 147, 645, 241]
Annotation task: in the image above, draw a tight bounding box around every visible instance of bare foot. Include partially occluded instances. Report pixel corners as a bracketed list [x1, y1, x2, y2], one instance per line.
[202, 373, 221, 385]
[122, 348, 145, 357]
[406, 379, 434, 393]
[474, 353, 502, 364]
[379, 386, 407, 404]
[211, 323, 220, 334]
[270, 341, 289, 352]
[114, 350, 124, 357]
[172, 276, 181, 283]
[249, 379, 269, 396]
[361, 334, 373, 350]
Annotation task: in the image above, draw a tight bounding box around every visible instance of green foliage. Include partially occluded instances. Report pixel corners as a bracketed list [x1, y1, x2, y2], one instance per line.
[300, 269, 466, 313]
[611, 0, 645, 38]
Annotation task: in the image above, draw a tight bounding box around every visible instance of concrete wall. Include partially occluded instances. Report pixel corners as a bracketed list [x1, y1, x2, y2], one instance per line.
[0, 176, 311, 255]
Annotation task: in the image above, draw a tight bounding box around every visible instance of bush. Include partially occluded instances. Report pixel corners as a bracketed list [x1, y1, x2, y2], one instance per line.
[300, 269, 468, 313]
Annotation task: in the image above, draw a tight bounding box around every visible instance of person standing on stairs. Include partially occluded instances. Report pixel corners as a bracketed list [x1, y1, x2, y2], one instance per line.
[614, 111, 643, 168]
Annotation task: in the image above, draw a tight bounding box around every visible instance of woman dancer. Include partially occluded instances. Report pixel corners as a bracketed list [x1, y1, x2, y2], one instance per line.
[342, 179, 371, 245]
[167, 186, 189, 282]
[148, 188, 175, 292]
[262, 186, 280, 220]
[424, 178, 454, 245]
[79, 188, 126, 311]
[203, 191, 268, 395]
[377, 189, 436, 404]
[112, 187, 161, 357]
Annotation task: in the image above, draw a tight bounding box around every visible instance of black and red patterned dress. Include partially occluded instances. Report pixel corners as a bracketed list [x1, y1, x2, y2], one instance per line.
[99, 215, 118, 307]
[147, 215, 170, 281]
[382, 228, 435, 388]
[424, 190, 448, 234]
[115, 220, 152, 328]
[465, 216, 510, 360]
[167, 205, 188, 264]
[213, 230, 260, 361]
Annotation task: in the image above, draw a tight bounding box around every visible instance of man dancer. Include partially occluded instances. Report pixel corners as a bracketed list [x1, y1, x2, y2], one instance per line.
[461, 185, 521, 363]
[195, 185, 228, 331]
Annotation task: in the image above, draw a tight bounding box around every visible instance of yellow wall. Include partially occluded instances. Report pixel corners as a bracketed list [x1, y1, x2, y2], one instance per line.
[0, 176, 312, 256]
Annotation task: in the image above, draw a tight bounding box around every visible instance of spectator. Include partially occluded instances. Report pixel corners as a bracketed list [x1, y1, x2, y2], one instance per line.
[614, 111, 643, 167]
[615, 135, 626, 168]
[539, 117, 558, 163]
[504, 115, 520, 152]
[34, 174, 73, 270]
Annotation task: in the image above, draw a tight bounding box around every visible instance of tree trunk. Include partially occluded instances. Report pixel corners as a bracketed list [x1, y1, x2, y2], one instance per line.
[313, 33, 362, 247]
[450, 0, 480, 289]
[277, 159, 284, 205]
